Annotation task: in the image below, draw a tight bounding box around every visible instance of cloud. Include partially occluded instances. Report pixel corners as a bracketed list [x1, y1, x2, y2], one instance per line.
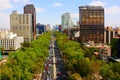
[36, 7, 45, 12]
[89, 1, 105, 7]
[0, 0, 13, 10]
[53, 3, 62, 7]
[105, 6, 120, 14]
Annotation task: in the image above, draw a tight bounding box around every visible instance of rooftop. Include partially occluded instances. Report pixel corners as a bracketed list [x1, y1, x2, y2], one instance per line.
[79, 5, 104, 10]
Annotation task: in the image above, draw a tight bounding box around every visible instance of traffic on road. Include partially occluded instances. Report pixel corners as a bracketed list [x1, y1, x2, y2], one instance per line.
[41, 34, 68, 80]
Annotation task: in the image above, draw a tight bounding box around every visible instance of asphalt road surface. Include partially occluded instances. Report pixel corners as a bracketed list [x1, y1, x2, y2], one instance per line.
[41, 34, 68, 80]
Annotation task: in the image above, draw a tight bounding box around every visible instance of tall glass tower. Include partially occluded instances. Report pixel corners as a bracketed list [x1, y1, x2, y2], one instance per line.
[61, 12, 73, 32]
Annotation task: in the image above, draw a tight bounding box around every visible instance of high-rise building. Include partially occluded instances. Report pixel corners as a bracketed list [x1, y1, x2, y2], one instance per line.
[10, 11, 32, 42]
[24, 4, 36, 40]
[79, 6, 104, 43]
[61, 12, 73, 33]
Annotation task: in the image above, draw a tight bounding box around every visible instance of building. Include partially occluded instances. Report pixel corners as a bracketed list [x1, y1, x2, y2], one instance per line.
[24, 4, 36, 40]
[104, 27, 115, 44]
[36, 23, 46, 34]
[0, 30, 24, 51]
[61, 12, 73, 33]
[85, 42, 111, 61]
[10, 11, 32, 42]
[79, 6, 104, 43]
[58, 25, 62, 32]
[70, 27, 80, 41]
[46, 24, 51, 32]
[115, 27, 120, 35]
[104, 27, 120, 44]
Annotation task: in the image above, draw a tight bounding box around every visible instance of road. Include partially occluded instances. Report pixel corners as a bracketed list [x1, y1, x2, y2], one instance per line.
[41, 34, 68, 80]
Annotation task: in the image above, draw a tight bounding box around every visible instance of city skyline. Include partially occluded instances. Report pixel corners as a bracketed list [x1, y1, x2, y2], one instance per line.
[0, 0, 120, 29]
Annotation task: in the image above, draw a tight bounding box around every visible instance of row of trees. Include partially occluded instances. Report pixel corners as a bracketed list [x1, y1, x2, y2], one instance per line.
[55, 32, 120, 80]
[0, 32, 51, 80]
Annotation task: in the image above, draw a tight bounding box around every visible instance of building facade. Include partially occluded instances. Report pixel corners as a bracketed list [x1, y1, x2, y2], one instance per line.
[79, 6, 104, 43]
[61, 12, 73, 33]
[36, 23, 46, 34]
[104, 27, 115, 44]
[46, 24, 51, 32]
[10, 11, 32, 42]
[24, 4, 36, 40]
[0, 30, 23, 51]
[104, 27, 120, 44]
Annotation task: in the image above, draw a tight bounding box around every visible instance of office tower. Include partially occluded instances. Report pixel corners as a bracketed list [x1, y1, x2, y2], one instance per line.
[79, 6, 104, 43]
[24, 4, 36, 40]
[10, 11, 32, 42]
[61, 12, 73, 33]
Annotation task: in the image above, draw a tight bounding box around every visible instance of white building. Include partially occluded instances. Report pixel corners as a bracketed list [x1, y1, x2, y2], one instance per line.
[0, 30, 24, 51]
[61, 12, 73, 32]
[10, 11, 32, 42]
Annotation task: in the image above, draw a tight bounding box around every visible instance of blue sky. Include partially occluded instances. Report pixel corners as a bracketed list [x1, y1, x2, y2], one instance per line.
[0, 0, 120, 29]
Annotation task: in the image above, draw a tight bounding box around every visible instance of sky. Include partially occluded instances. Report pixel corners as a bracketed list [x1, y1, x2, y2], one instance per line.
[0, 0, 120, 30]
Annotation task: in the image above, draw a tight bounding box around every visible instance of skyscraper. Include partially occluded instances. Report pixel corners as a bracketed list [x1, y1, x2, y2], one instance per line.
[79, 6, 104, 43]
[10, 11, 32, 42]
[61, 12, 73, 33]
[24, 4, 36, 40]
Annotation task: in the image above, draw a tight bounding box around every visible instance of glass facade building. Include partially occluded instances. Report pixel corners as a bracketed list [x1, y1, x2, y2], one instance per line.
[79, 6, 104, 43]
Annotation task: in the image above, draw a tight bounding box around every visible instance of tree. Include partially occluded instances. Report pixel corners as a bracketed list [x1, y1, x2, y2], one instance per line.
[111, 38, 118, 58]
[69, 73, 83, 80]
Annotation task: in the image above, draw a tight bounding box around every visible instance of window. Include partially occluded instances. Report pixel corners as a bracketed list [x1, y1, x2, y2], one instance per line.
[19, 15, 21, 24]
[26, 15, 28, 24]
[23, 15, 25, 24]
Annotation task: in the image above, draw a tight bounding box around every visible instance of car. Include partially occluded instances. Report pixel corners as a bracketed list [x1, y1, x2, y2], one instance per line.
[47, 71, 50, 74]
[45, 78, 49, 80]
[61, 75, 65, 77]
[56, 72, 61, 76]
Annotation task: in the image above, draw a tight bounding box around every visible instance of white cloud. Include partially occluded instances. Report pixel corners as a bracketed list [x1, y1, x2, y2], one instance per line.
[53, 3, 62, 7]
[0, 13, 10, 29]
[105, 6, 120, 14]
[89, 1, 105, 7]
[0, 0, 13, 10]
[36, 7, 45, 12]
